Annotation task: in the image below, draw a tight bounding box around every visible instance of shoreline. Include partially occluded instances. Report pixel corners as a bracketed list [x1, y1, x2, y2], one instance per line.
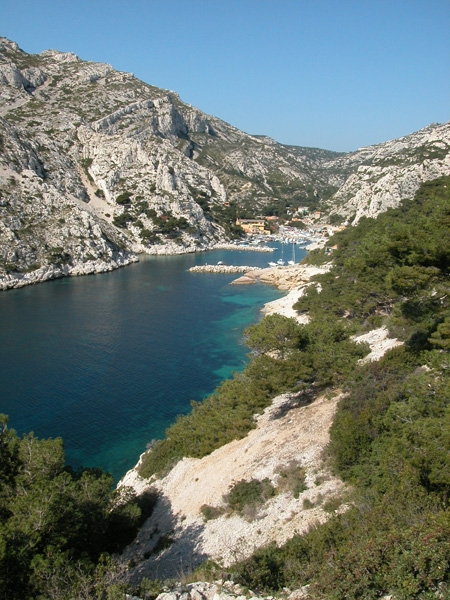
[118, 261, 344, 580]
[0, 240, 277, 291]
[1, 231, 325, 292]
[119, 263, 331, 489]
[118, 260, 403, 580]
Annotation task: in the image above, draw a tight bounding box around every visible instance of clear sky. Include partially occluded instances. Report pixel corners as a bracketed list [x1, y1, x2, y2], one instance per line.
[2, 0, 449, 152]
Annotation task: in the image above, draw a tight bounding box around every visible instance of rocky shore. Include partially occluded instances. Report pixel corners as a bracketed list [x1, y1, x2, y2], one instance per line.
[0, 251, 138, 291]
[142, 579, 310, 600]
[231, 264, 331, 291]
[0, 239, 274, 291]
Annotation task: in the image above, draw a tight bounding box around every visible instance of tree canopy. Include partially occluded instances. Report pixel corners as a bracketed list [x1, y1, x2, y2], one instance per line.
[0, 416, 154, 599]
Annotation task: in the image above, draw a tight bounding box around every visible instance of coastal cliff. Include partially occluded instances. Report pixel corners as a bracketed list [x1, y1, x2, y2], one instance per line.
[2, 36, 450, 290]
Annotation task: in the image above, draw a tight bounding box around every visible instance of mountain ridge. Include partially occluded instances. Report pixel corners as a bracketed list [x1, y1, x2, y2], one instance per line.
[1, 36, 449, 290]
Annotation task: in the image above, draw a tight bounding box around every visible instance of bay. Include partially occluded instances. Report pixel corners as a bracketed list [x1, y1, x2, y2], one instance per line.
[0, 244, 305, 481]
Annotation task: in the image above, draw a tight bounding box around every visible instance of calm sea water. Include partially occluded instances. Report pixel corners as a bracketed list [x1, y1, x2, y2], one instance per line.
[0, 244, 305, 481]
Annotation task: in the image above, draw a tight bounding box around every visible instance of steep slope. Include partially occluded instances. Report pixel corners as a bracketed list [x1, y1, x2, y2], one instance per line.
[323, 121, 450, 223]
[0, 37, 341, 289]
[1, 36, 449, 290]
[124, 177, 450, 596]
[0, 38, 223, 289]
[120, 390, 346, 582]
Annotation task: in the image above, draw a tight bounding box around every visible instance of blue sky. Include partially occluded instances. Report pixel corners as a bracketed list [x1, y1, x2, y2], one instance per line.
[2, 0, 449, 152]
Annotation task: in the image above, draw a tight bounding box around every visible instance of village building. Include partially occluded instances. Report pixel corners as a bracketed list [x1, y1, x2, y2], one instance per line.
[236, 218, 268, 234]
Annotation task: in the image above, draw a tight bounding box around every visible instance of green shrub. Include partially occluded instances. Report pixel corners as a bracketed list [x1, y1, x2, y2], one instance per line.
[116, 192, 132, 205]
[276, 461, 307, 498]
[322, 495, 344, 513]
[0, 416, 145, 598]
[200, 504, 225, 521]
[150, 532, 174, 555]
[225, 478, 275, 514]
[113, 213, 132, 228]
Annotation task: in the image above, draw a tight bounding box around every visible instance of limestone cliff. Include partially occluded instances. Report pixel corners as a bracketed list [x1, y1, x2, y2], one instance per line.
[322, 122, 450, 223]
[1, 36, 449, 290]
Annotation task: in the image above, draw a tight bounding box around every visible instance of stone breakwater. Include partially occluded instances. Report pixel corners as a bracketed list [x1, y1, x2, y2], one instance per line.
[211, 243, 274, 253]
[188, 265, 263, 274]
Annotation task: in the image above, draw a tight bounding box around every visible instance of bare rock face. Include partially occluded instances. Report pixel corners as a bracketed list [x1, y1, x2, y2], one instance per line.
[0, 37, 229, 288]
[323, 122, 450, 223]
[0, 37, 342, 290]
[1, 36, 449, 289]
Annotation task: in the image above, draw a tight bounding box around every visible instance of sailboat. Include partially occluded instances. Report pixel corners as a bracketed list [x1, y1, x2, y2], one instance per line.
[276, 243, 286, 266]
[288, 242, 296, 265]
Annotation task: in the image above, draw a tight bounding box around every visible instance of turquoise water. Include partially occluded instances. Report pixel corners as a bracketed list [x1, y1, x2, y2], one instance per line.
[0, 245, 305, 481]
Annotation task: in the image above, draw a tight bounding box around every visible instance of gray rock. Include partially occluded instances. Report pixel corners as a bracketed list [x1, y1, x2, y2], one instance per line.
[1, 35, 449, 290]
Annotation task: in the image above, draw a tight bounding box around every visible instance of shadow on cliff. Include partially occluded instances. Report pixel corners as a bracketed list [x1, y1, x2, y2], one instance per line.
[270, 387, 318, 420]
[126, 492, 208, 584]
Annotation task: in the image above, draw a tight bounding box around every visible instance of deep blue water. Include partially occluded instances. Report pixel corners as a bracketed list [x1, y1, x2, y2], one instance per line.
[0, 244, 305, 480]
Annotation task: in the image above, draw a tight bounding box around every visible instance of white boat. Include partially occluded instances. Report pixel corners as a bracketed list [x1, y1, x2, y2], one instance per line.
[276, 244, 286, 265]
[268, 261, 277, 267]
[288, 242, 296, 265]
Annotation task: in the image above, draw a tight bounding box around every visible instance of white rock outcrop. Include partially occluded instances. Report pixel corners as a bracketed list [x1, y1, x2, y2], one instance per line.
[119, 391, 346, 582]
[324, 122, 450, 223]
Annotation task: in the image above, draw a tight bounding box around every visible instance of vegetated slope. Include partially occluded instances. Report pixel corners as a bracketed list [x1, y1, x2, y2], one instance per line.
[0, 414, 158, 599]
[121, 390, 347, 582]
[1, 177, 449, 599]
[228, 176, 450, 599]
[123, 176, 450, 597]
[136, 174, 450, 476]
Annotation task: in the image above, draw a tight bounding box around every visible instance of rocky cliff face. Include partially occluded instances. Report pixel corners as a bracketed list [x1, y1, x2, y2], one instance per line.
[0, 38, 226, 289]
[322, 121, 450, 223]
[1, 36, 449, 289]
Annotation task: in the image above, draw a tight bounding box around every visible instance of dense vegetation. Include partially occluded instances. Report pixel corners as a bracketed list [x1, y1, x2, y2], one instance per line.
[141, 180, 450, 600]
[225, 176, 450, 598]
[138, 310, 368, 478]
[0, 419, 157, 599]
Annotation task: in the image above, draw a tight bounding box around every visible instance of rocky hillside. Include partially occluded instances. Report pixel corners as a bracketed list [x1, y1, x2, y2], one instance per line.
[0, 37, 341, 290]
[323, 121, 450, 223]
[1, 36, 449, 289]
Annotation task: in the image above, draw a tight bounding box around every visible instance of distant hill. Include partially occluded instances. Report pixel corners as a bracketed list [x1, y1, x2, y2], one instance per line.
[1, 36, 449, 289]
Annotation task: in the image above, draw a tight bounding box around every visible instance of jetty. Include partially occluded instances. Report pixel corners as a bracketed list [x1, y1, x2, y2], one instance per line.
[188, 265, 263, 274]
[211, 243, 274, 252]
